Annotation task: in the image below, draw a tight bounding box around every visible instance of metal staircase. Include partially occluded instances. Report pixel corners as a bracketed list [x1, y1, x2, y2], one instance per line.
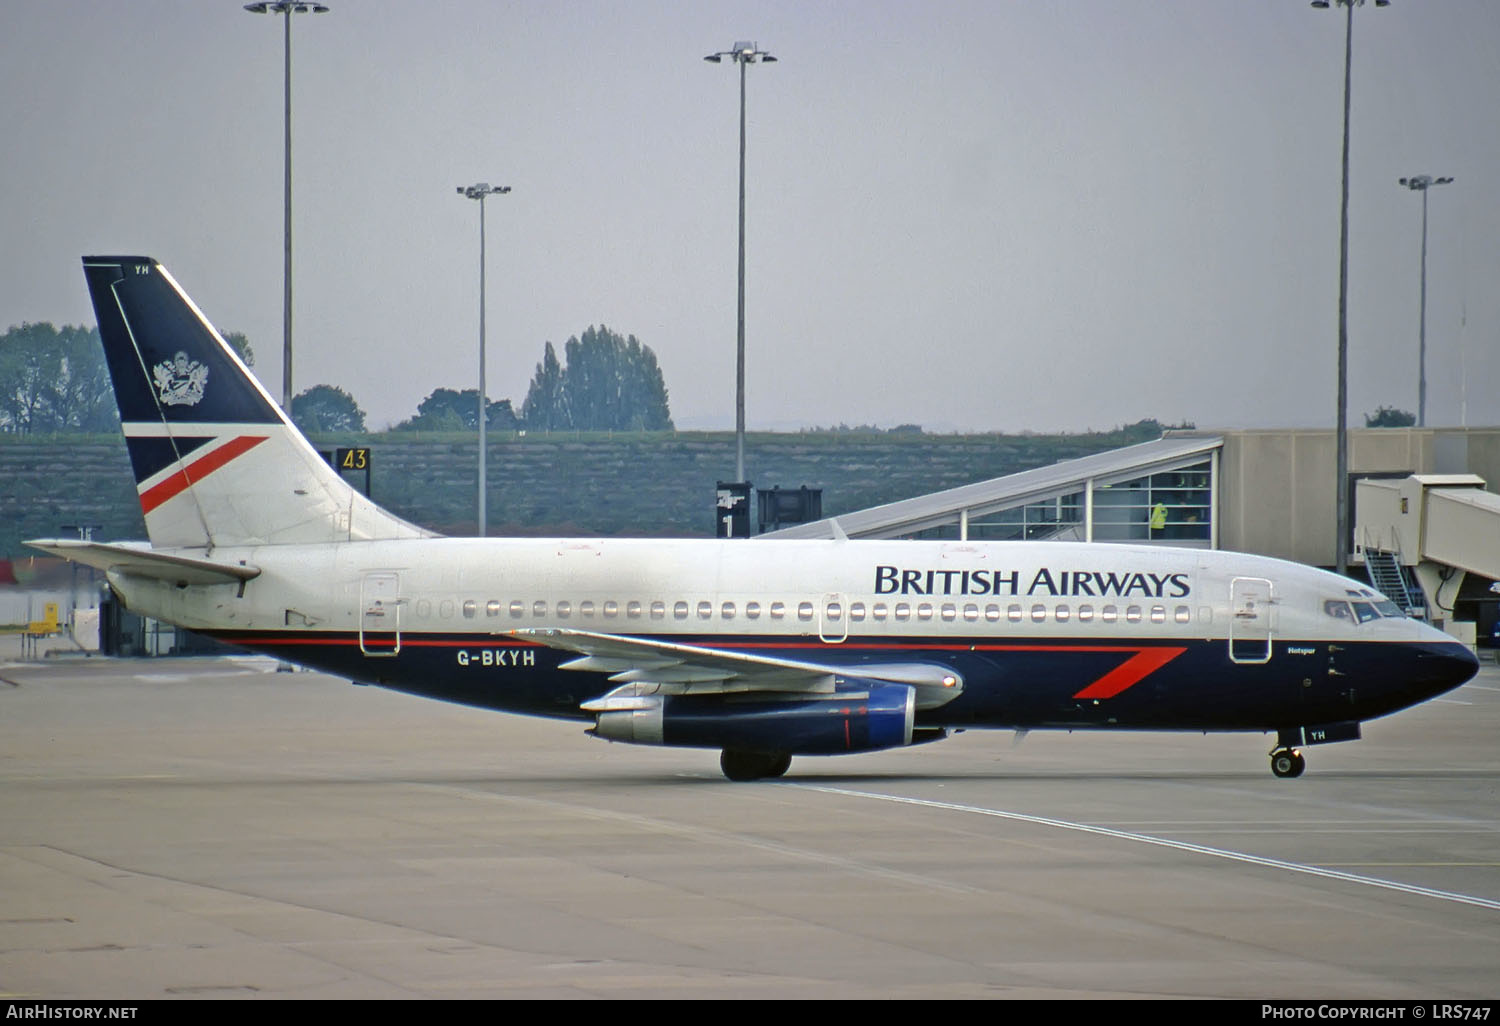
[1363, 549, 1426, 618]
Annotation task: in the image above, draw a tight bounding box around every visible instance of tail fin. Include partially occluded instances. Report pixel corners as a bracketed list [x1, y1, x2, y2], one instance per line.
[82, 256, 434, 550]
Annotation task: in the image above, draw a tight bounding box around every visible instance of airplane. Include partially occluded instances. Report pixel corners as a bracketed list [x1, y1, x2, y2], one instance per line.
[28, 255, 1480, 781]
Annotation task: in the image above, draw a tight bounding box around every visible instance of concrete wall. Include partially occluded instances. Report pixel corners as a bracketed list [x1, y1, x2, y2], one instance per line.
[1208, 427, 1500, 566]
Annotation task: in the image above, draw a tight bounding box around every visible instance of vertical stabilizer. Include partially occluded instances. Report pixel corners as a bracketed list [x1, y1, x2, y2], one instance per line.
[81, 256, 434, 550]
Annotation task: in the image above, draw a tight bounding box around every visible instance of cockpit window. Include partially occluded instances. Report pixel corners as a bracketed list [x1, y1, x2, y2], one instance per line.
[1324, 600, 1353, 621]
[1327, 597, 1403, 623]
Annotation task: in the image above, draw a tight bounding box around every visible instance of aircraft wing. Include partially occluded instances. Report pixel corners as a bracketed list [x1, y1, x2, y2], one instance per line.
[510, 627, 962, 710]
[25, 539, 260, 586]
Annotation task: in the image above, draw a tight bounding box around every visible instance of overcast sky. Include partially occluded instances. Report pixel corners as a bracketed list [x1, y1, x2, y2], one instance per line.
[3, 1, 1498, 436]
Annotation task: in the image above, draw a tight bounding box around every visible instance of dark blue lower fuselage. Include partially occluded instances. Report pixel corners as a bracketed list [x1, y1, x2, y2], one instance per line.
[201, 629, 1477, 734]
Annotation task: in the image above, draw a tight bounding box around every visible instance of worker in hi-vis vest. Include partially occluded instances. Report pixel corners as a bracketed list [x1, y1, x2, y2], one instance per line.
[1150, 502, 1168, 538]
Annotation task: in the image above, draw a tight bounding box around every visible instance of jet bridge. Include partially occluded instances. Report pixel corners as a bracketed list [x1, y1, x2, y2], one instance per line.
[1354, 474, 1500, 646]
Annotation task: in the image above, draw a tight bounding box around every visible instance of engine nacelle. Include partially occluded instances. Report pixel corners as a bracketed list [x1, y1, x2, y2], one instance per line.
[591, 680, 919, 755]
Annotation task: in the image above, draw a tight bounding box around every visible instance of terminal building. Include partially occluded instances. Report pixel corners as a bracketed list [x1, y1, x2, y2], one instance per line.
[763, 426, 1500, 647]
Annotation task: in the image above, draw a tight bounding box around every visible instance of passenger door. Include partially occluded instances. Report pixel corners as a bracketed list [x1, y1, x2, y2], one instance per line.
[1229, 576, 1273, 664]
[359, 571, 402, 656]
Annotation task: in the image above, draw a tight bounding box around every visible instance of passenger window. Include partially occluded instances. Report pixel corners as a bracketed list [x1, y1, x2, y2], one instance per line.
[556, 601, 571, 619]
[894, 603, 911, 621]
[849, 602, 866, 622]
[797, 602, 814, 621]
[1125, 605, 1142, 623]
[1150, 605, 1165, 624]
[940, 604, 955, 622]
[917, 603, 934, 621]
[674, 602, 689, 620]
[1030, 604, 1046, 623]
[985, 604, 1001, 623]
[697, 601, 712, 619]
[963, 604, 979, 622]
[580, 601, 595, 617]
[1175, 606, 1191, 624]
[1007, 604, 1022, 623]
[1056, 605, 1070, 622]
[649, 601, 664, 620]
[826, 602, 842, 620]
[872, 603, 889, 621]
[462, 600, 476, 619]
[1078, 604, 1094, 622]
[603, 601, 618, 618]
[486, 600, 501, 618]
[1101, 605, 1118, 623]
[509, 600, 523, 618]
[770, 602, 786, 619]
[721, 602, 735, 619]
[746, 601, 761, 619]
[531, 600, 546, 618]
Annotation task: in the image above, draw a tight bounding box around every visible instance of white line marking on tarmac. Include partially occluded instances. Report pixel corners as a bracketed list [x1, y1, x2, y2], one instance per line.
[796, 784, 1500, 912]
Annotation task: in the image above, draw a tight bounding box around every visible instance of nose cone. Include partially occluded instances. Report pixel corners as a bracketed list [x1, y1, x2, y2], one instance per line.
[1409, 637, 1480, 699]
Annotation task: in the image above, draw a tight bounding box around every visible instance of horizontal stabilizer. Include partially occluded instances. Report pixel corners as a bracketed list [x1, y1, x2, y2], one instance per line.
[25, 539, 260, 586]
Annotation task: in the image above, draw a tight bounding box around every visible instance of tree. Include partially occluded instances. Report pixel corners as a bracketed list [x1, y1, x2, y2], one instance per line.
[521, 326, 673, 431]
[521, 342, 567, 429]
[1365, 406, 1417, 428]
[0, 322, 117, 434]
[395, 388, 520, 432]
[223, 332, 255, 367]
[292, 384, 366, 434]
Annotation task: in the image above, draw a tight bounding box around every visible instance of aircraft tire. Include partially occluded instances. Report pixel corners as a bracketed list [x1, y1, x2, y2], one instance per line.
[720, 749, 784, 782]
[1270, 749, 1306, 779]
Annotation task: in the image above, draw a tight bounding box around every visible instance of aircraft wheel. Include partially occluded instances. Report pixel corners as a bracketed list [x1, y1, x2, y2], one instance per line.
[1270, 749, 1306, 779]
[765, 753, 792, 778]
[721, 749, 778, 781]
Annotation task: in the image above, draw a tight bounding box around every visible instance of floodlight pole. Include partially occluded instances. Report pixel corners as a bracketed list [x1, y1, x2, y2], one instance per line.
[457, 183, 511, 537]
[1311, 0, 1387, 575]
[706, 42, 776, 486]
[244, 2, 330, 414]
[1398, 174, 1454, 428]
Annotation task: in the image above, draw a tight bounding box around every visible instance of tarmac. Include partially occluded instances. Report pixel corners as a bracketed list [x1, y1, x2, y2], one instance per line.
[1, 650, 1497, 999]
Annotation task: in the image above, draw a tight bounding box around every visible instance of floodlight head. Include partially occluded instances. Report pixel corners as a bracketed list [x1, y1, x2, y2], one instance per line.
[244, 1, 331, 12]
[458, 182, 511, 201]
[707, 41, 775, 65]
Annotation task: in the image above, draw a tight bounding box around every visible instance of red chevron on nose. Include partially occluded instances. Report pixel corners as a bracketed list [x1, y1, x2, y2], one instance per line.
[1072, 646, 1187, 699]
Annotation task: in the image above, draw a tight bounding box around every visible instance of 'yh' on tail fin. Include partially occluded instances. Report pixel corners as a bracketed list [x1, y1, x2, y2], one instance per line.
[82, 256, 433, 550]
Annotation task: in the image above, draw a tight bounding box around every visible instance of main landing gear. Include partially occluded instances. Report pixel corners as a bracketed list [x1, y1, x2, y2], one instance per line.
[720, 749, 793, 782]
[1269, 747, 1306, 779]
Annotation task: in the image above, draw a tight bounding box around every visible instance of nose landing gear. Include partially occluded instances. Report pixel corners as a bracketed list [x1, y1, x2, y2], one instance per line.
[1270, 747, 1306, 778]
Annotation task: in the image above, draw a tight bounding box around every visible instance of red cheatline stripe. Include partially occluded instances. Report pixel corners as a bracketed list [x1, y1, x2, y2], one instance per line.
[203, 630, 1187, 700]
[139, 435, 269, 514]
[1071, 646, 1186, 699]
